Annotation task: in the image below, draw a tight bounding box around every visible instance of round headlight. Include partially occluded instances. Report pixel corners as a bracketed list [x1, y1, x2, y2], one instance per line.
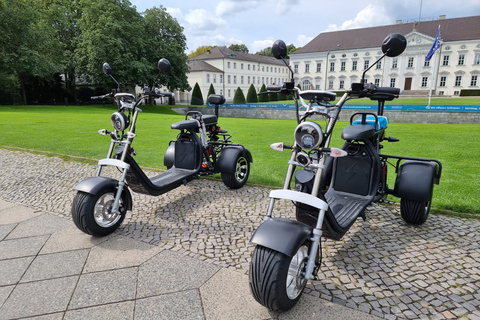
[111, 112, 130, 131]
[294, 121, 323, 150]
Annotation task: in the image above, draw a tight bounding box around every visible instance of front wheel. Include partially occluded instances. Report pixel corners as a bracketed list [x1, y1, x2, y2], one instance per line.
[71, 187, 127, 236]
[221, 155, 250, 189]
[249, 244, 308, 312]
[400, 198, 431, 225]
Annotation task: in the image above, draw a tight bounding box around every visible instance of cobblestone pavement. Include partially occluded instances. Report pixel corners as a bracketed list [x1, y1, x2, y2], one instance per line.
[1, 148, 479, 320]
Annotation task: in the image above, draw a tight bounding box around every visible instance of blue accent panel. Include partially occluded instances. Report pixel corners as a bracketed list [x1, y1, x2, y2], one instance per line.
[352, 115, 389, 130]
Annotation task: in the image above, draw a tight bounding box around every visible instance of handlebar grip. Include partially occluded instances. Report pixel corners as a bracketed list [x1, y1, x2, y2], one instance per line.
[375, 87, 401, 95]
[266, 85, 282, 92]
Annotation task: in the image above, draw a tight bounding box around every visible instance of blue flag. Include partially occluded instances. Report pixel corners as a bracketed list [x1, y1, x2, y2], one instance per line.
[425, 27, 440, 62]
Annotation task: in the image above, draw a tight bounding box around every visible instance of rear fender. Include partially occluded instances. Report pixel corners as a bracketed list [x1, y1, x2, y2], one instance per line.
[217, 146, 252, 173]
[393, 160, 437, 202]
[73, 176, 133, 211]
[163, 144, 175, 169]
[250, 218, 312, 257]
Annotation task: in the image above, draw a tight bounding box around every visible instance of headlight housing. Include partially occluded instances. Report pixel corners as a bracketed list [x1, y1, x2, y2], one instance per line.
[294, 121, 323, 150]
[111, 112, 130, 132]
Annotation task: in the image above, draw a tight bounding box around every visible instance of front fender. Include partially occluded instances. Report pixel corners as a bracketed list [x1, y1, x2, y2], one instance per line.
[73, 176, 133, 211]
[250, 218, 312, 257]
[217, 145, 252, 173]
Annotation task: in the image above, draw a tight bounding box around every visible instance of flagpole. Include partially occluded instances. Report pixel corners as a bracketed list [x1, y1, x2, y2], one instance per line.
[428, 51, 438, 107]
[426, 25, 441, 107]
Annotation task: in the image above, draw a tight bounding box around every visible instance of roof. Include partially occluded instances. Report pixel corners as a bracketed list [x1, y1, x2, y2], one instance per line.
[294, 15, 480, 54]
[190, 46, 285, 66]
[188, 60, 223, 73]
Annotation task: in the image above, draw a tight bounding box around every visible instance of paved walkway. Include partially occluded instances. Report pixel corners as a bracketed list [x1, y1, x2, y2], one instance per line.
[0, 149, 479, 319]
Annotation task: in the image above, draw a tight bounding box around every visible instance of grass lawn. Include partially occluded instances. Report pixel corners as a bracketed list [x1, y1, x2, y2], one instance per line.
[264, 97, 479, 106]
[1, 104, 479, 216]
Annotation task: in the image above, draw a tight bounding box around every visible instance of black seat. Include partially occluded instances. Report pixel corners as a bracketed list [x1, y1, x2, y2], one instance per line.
[171, 120, 199, 131]
[341, 124, 375, 141]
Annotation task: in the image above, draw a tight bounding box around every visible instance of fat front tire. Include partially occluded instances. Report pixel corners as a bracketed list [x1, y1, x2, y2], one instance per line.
[71, 188, 126, 236]
[249, 245, 308, 312]
[221, 155, 250, 189]
[400, 199, 431, 225]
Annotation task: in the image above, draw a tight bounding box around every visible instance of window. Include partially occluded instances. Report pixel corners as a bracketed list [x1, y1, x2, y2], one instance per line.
[390, 78, 396, 87]
[328, 80, 334, 89]
[227, 75, 231, 84]
[213, 74, 216, 83]
[458, 54, 465, 66]
[455, 76, 462, 86]
[233, 75, 237, 84]
[341, 61, 346, 71]
[316, 63, 321, 72]
[206, 74, 210, 83]
[439, 91, 444, 95]
[376, 61, 382, 69]
[253, 65, 256, 71]
[392, 58, 398, 69]
[424, 60, 430, 67]
[294, 64, 299, 73]
[241, 76, 244, 84]
[248, 64, 250, 70]
[330, 62, 335, 72]
[407, 57, 414, 68]
[374, 78, 380, 86]
[421, 77, 428, 87]
[305, 63, 310, 73]
[228, 89, 231, 97]
[262, 66, 265, 72]
[315, 79, 321, 89]
[252, 76, 255, 84]
[219, 75, 223, 83]
[227, 62, 231, 68]
[439, 76, 446, 87]
[475, 54, 480, 65]
[454, 91, 460, 96]
[471, 75, 478, 86]
[442, 55, 449, 66]
[241, 63, 244, 70]
[339, 80, 345, 89]
[302, 80, 311, 90]
[352, 61, 357, 71]
[364, 60, 370, 70]
[234, 62, 237, 69]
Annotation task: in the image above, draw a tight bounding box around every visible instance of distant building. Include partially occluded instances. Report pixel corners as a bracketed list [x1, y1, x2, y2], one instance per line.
[180, 47, 289, 103]
[289, 15, 480, 96]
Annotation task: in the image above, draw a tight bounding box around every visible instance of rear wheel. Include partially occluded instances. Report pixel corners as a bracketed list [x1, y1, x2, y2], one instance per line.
[400, 199, 431, 225]
[221, 155, 250, 189]
[249, 244, 308, 311]
[71, 187, 126, 236]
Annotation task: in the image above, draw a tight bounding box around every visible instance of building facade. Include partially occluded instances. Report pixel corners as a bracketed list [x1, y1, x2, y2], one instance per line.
[180, 47, 290, 103]
[289, 15, 480, 96]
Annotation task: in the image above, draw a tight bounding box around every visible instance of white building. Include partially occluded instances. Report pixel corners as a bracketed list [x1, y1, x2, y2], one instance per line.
[289, 15, 480, 97]
[180, 47, 290, 103]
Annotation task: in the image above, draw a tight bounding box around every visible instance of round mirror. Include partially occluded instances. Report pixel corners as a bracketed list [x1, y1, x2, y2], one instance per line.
[158, 58, 171, 73]
[381, 33, 407, 57]
[271, 40, 287, 59]
[102, 63, 112, 75]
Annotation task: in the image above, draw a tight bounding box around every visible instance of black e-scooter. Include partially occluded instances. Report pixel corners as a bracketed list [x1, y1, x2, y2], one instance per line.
[248, 33, 442, 311]
[72, 59, 252, 237]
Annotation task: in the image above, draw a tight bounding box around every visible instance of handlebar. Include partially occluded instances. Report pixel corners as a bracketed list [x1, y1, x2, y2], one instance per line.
[91, 93, 114, 100]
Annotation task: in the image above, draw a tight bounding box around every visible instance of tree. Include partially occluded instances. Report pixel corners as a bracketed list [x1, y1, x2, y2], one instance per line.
[191, 82, 203, 105]
[246, 84, 257, 103]
[188, 46, 214, 58]
[229, 44, 249, 53]
[258, 84, 269, 102]
[255, 47, 272, 57]
[206, 83, 215, 103]
[269, 92, 278, 102]
[233, 87, 246, 104]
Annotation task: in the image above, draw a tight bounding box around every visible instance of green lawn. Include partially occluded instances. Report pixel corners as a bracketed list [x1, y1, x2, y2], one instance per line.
[1, 104, 479, 215]
[264, 97, 479, 106]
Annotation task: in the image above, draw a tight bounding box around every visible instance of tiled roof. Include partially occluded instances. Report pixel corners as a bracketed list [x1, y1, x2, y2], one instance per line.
[188, 60, 223, 72]
[294, 15, 480, 54]
[190, 46, 285, 66]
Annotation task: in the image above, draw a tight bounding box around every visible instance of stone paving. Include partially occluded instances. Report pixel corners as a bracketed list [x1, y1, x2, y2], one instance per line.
[1, 148, 480, 320]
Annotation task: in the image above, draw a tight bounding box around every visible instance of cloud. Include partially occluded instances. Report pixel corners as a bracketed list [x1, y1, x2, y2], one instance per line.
[251, 39, 275, 53]
[215, 0, 299, 16]
[324, 3, 391, 32]
[297, 35, 314, 47]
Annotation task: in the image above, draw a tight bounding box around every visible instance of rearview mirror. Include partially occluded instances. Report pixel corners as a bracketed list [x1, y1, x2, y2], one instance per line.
[102, 63, 112, 75]
[271, 40, 287, 59]
[381, 33, 407, 57]
[158, 58, 171, 73]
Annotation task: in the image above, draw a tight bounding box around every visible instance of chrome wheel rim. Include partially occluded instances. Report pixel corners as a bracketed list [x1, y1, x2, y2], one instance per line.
[286, 245, 308, 300]
[94, 192, 121, 228]
[234, 157, 248, 182]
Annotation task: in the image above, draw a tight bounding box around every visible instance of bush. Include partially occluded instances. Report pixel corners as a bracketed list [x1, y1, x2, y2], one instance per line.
[191, 82, 204, 105]
[246, 84, 258, 103]
[277, 92, 288, 101]
[269, 92, 278, 101]
[233, 87, 246, 104]
[206, 83, 215, 103]
[258, 84, 269, 102]
[460, 89, 480, 96]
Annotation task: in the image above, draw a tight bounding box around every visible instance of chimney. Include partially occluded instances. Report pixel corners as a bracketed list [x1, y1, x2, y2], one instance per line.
[396, 19, 402, 24]
[439, 15, 446, 20]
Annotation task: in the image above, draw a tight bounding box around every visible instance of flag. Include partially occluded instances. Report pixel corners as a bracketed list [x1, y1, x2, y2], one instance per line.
[425, 26, 440, 62]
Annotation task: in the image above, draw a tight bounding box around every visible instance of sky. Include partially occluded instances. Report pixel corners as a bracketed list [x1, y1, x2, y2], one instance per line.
[129, 0, 480, 54]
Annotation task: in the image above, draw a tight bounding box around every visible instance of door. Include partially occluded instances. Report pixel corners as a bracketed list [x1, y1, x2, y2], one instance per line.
[404, 78, 412, 90]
